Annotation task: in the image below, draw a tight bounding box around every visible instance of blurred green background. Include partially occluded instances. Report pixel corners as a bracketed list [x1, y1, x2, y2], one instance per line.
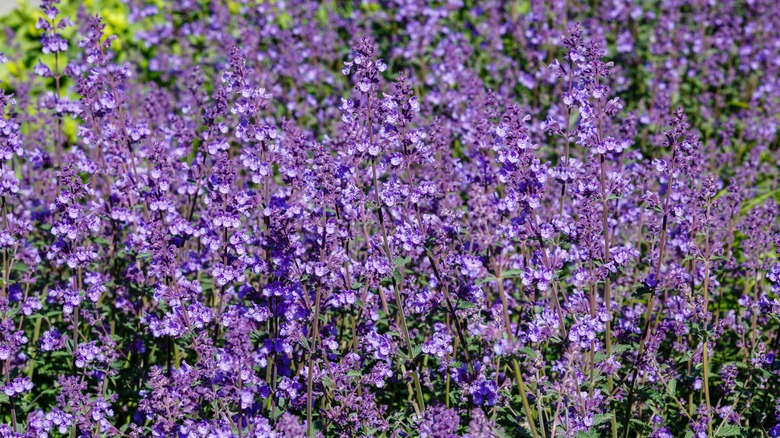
[0, 0, 151, 83]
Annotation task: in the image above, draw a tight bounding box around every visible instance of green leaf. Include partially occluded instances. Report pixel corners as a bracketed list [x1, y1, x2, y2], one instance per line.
[681, 254, 705, 264]
[456, 301, 478, 310]
[727, 100, 749, 109]
[92, 237, 110, 246]
[502, 269, 523, 278]
[518, 346, 538, 359]
[632, 283, 653, 298]
[592, 413, 612, 426]
[276, 11, 293, 29]
[476, 275, 496, 286]
[392, 268, 402, 285]
[299, 336, 311, 352]
[393, 256, 411, 266]
[637, 387, 664, 406]
[679, 349, 696, 363]
[667, 378, 677, 396]
[715, 425, 742, 437]
[629, 418, 653, 434]
[609, 344, 633, 355]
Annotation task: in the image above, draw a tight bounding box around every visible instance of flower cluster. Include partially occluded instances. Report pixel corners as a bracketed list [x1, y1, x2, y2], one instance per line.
[0, 0, 778, 436]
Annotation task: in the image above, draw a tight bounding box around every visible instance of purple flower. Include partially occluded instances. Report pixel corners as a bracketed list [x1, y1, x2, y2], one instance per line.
[470, 380, 498, 406]
[40, 328, 65, 352]
[422, 325, 454, 359]
[3, 377, 33, 397]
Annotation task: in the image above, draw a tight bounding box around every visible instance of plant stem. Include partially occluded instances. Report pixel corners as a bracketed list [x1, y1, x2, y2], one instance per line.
[493, 258, 540, 438]
[702, 203, 713, 436]
[622, 144, 678, 438]
[306, 284, 322, 437]
[370, 156, 425, 413]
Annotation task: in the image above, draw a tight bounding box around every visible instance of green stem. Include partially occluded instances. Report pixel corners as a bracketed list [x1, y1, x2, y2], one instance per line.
[493, 259, 540, 438]
[622, 144, 678, 438]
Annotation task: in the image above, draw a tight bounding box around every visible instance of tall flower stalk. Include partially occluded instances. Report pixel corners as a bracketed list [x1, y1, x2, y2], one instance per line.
[0, 1, 776, 437]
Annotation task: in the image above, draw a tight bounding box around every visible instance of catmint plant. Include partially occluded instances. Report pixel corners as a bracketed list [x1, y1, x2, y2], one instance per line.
[0, 0, 777, 437]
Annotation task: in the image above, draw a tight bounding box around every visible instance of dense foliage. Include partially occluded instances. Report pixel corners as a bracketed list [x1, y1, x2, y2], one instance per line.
[0, 0, 779, 436]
